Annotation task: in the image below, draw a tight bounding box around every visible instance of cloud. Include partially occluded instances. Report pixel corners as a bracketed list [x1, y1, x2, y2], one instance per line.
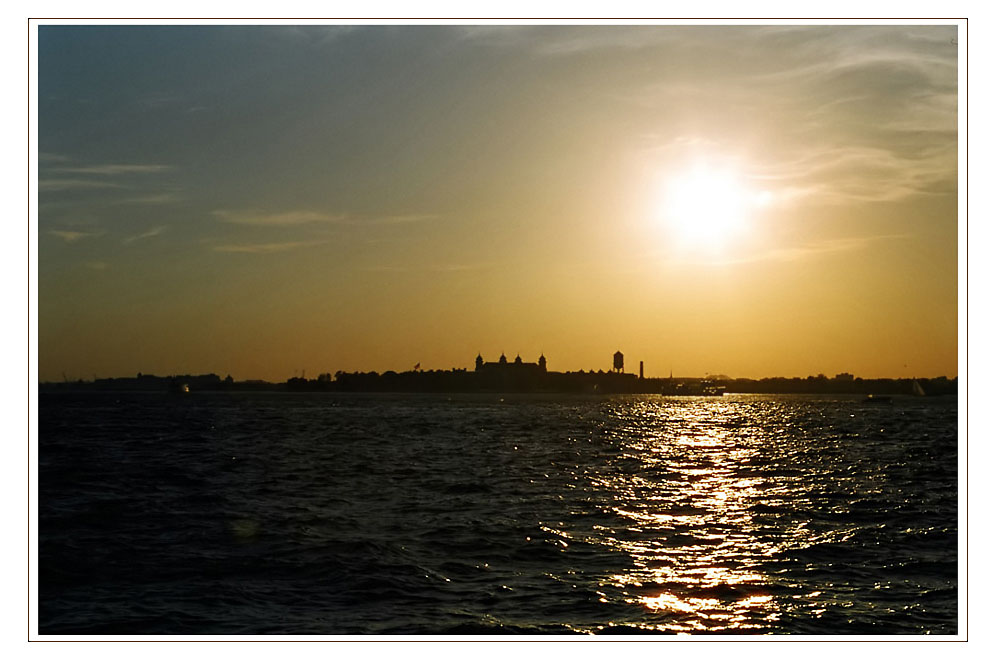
[41, 160, 175, 200]
[671, 234, 909, 267]
[454, 25, 671, 56]
[40, 179, 126, 192]
[48, 229, 102, 243]
[274, 24, 360, 46]
[212, 240, 325, 254]
[363, 261, 486, 273]
[752, 236, 907, 263]
[123, 226, 167, 244]
[111, 193, 182, 205]
[212, 209, 349, 226]
[213, 209, 438, 226]
[748, 144, 956, 204]
[534, 27, 677, 56]
[52, 164, 173, 175]
[369, 214, 439, 225]
[623, 26, 956, 206]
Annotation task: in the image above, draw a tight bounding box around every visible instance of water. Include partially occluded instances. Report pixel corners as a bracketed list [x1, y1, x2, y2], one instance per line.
[38, 392, 958, 635]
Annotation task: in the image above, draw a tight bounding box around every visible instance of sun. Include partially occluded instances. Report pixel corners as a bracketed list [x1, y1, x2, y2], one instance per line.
[660, 163, 769, 250]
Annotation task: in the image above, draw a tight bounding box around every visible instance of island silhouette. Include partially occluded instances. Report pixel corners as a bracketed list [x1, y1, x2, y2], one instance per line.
[40, 352, 957, 396]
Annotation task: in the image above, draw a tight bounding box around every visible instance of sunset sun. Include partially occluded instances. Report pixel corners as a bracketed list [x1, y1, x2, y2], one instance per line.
[661, 163, 769, 249]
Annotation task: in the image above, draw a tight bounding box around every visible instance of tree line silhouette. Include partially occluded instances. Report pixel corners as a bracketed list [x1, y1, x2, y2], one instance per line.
[40, 369, 957, 396]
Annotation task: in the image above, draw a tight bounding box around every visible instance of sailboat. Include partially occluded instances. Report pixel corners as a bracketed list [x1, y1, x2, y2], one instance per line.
[912, 379, 927, 396]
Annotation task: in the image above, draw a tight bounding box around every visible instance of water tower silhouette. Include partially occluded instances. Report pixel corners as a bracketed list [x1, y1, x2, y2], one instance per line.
[613, 351, 624, 374]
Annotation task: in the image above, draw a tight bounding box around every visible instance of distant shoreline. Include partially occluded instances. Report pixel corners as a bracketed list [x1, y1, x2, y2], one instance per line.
[38, 371, 957, 397]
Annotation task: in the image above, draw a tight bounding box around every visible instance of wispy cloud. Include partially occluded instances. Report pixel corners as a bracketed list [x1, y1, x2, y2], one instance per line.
[645, 123, 953, 206]
[274, 24, 360, 46]
[668, 234, 909, 267]
[213, 209, 439, 226]
[48, 229, 103, 243]
[363, 261, 487, 273]
[212, 240, 326, 254]
[369, 214, 439, 225]
[748, 144, 956, 204]
[624, 26, 956, 207]
[123, 226, 167, 245]
[454, 26, 670, 56]
[40, 179, 126, 192]
[212, 209, 349, 226]
[41, 160, 176, 200]
[748, 235, 907, 264]
[52, 164, 173, 176]
[535, 27, 676, 56]
[207, 208, 438, 257]
[111, 192, 183, 205]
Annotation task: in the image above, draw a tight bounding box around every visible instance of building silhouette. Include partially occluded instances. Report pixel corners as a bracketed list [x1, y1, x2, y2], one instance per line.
[476, 352, 547, 374]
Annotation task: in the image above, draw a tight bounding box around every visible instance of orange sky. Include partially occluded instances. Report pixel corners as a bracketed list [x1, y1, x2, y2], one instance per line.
[37, 24, 960, 381]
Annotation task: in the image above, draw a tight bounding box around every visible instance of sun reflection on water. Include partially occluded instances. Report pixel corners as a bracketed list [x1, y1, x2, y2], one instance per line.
[593, 398, 784, 632]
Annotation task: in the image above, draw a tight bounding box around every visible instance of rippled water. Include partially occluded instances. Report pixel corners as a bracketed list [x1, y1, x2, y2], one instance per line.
[38, 392, 958, 635]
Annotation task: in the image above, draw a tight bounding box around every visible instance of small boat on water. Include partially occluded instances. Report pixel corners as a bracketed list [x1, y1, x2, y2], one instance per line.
[168, 379, 190, 394]
[866, 394, 892, 404]
[663, 380, 726, 396]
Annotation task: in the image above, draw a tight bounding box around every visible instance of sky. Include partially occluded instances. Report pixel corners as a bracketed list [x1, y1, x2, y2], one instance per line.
[36, 23, 960, 382]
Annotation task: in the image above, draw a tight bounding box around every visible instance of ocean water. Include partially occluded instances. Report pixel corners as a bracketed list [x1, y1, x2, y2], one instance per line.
[38, 392, 958, 635]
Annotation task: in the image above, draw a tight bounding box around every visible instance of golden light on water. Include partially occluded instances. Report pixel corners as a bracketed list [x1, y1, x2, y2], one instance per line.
[642, 592, 719, 613]
[591, 399, 787, 632]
